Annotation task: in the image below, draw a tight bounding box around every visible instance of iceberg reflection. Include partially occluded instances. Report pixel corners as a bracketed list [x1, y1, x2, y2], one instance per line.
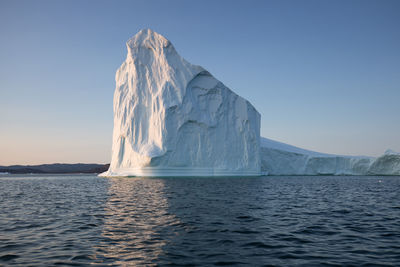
[93, 177, 181, 265]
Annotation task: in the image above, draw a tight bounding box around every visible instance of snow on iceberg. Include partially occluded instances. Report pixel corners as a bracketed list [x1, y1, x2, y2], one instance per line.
[100, 29, 261, 177]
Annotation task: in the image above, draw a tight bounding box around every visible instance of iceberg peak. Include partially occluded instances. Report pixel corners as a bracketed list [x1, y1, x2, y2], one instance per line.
[126, 29, 171, 52]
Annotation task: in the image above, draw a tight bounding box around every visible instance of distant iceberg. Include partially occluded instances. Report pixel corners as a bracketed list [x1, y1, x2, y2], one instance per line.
[260, 137, 400, 175]
[100, 29, 399, 177]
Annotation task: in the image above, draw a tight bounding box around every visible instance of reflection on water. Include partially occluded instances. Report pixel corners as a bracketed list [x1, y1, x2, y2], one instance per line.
[94, 178, 182, 265]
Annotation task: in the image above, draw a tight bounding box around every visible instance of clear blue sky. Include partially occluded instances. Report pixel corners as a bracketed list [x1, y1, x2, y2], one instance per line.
[0, 0, 399, 165]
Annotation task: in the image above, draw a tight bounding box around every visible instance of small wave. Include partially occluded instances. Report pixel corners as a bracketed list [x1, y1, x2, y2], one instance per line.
[232, 229, 259, 234]
[241, 241, 283, 249]
[0, 254, 19, 261]
[70, 255, 92, 261]
[213, 261, 244, 266]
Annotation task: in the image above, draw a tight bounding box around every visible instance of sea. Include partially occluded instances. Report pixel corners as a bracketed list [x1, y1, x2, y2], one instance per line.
[0, 174, 399, 266]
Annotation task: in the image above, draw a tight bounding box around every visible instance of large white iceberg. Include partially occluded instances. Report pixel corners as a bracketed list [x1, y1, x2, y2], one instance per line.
[100, 29, 261, 177]
[100, 29, 399, 177]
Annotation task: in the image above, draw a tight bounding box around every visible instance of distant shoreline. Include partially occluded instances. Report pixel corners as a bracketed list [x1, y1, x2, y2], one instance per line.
[0, 163, 109, 174]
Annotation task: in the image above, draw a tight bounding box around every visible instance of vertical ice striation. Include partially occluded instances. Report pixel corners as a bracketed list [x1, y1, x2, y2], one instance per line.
[100, 29, 261, 177]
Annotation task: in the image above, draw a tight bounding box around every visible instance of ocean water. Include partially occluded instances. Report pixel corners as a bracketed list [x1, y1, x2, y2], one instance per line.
[0, 175, 399, 266]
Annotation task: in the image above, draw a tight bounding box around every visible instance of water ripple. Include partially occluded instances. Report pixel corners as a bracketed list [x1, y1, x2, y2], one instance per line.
[0, 174, 399, 266]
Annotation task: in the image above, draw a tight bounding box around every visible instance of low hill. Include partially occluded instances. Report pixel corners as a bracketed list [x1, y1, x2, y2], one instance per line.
[0, 163, 109, 174]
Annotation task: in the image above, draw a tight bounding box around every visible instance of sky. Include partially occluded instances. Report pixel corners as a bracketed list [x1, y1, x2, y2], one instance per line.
[0, 0, 399, 165]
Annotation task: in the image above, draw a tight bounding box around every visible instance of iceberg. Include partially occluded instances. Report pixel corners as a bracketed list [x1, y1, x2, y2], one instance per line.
[100, 29, 261, 177]
[260, 137, 400, 175]
[100, 29, 399, 177]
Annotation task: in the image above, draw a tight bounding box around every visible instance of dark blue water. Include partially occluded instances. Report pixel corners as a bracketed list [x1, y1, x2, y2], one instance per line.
[0, 175, 399, 266]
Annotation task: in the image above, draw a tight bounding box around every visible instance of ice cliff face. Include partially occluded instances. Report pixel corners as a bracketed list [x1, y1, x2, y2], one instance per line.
[368, 150, 400, 175]
[101, 29, 261, 177]
[260, 137, 400, 175]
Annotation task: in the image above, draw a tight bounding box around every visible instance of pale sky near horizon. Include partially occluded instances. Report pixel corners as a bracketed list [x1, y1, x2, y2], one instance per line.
[0, 0, 399, 165]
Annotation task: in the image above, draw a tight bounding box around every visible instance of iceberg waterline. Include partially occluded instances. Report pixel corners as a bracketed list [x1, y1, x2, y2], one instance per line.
[100, 29, 400, 177]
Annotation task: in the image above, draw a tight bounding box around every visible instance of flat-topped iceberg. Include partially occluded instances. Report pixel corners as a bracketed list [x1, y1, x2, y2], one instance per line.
[260, 137, 400, 175]
[100, 29, 261, 177]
